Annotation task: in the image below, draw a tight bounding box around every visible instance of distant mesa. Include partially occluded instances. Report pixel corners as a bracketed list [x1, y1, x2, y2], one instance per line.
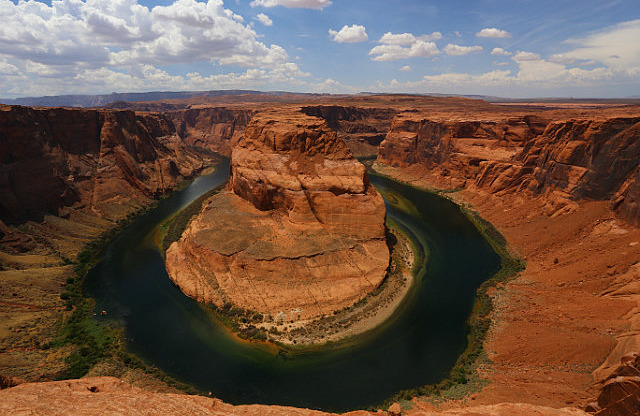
[165, 110, 389, 321]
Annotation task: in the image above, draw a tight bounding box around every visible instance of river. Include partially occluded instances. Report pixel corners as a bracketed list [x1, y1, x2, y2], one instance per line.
[85, 159, 500, 412]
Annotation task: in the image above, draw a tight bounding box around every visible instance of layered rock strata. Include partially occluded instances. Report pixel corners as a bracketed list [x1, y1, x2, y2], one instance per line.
[301, 105, 397, 156]
[0, 104, 208, 383]
[166, 111, 389, 321]
[0, 105, 204, 224]
[168, 107, 253, 156]
[377, 112, 546, 187]
[377, 112, 640, 222]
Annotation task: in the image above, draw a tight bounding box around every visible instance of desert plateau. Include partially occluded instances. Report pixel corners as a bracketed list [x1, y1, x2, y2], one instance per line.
[2, 1, 640, 415]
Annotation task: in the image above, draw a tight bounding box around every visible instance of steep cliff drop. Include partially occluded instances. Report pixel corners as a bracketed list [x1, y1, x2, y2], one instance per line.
[166, 110, 389, 325]
[0, 105, 205, 225]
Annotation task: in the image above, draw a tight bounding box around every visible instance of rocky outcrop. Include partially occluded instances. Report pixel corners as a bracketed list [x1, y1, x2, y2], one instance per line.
[378, 112, 545, 169]
[474, 117, 640, 216]
[0, 105, 204, 224]
[166, 111, 389, 321]
[168, 108, 253, 156]
[587, 352, 640, 415]
[0, 377, 591, 415]
[301, 106, 397, 157]
[378, 112, 640, 221]
[376, 112, 546, 189]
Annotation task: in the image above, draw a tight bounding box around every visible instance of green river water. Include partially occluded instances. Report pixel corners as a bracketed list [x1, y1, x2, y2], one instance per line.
[85, 159, 501, 412]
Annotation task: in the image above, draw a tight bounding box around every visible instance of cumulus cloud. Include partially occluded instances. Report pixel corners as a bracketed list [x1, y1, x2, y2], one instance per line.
[249, 0, 332, 10]
[0, 61, 19, 75]
[372, 52, 620, 96]
[491, 47, 511, 56]
[371, 21, 640, 97]
[0, 0, 291, 68]
[308, 77, 359, 94]
[255, 13, 273, 26]
[0, 0, 309, 97]
[548, 54, 575, 64]
[378, 31, 442, 45]
[399, 65, 412, 71]
[512, 51, 541, 62]
[370, 41, 439, 61]
[370, 32, 441, 61]
[444, 44, 483, 56]
[476, 28, 511, 38]
[563, 19, 640, 75]
[328, 25, 368, 43]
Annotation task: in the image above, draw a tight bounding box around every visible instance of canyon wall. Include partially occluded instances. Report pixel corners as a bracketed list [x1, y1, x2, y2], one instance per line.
[475, 117, 640, 217]
[166, 110, 389, 321]
[301, 105, 396, 156]
[168, 108, 253, 156]
[377, 112, 640, 221]
[0, 105, 205, 225]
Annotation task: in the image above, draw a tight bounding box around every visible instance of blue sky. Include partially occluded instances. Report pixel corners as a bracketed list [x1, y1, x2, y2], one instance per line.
[0, 0, 639, 98]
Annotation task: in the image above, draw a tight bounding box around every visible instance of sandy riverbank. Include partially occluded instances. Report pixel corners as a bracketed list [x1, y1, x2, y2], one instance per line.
[255, 225, 417, 346]
[371, 162, 640, 413]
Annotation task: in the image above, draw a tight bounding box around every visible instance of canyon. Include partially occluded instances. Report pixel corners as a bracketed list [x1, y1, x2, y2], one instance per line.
[2, 94, 640, 415]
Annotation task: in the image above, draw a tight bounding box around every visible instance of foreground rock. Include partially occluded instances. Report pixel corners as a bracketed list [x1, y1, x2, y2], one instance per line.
[166, 111, 389, 322]
[587, 352, 640, 415]
[0, 377, 590, 416]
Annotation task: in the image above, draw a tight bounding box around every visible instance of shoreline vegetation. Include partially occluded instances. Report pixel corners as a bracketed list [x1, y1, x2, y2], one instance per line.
[53, 163, 223, 394]
[369, 162, 525, 408]
[156, 172, 419, 348]
[56, 158, 524, 411]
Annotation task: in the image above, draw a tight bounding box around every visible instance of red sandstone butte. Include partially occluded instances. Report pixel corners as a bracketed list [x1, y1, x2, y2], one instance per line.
[166, 110, 389, 321]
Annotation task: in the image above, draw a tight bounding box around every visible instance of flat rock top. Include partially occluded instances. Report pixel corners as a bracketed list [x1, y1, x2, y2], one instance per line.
[238, 110, 353, 160]
[194, 191, 360, 260]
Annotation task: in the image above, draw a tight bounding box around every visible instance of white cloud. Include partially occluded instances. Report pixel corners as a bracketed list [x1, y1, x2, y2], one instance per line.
[0, 0, 291, 69]
[328, 24, 368, 43]
[308, 77, 358, 93]
[249, 0, 331, 10]
[0, 0, 310, 98]
[370, 32, 441, 61]
[476, 28, 510, 38]
[0, 63, 310, 98]
[255, 13, 273, 26]
[378, 31, 441, 45]
[370, 22, 640, 95]
[563, 19, 640, 75]
[444, 44, 483, 56]
[370, 41, 440, 61]
[548, 54, 575, 64]
[512, 51, 541, 62]
[0, 61, 20, 75]
[399, 65, 412, 71]
[491, 47, 511, 56]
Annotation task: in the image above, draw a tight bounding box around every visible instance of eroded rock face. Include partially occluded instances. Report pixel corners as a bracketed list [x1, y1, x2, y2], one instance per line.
[166, 111, 389, 320]
[300, 105, 397, 156]
[378, 111, 640, 221]
[376, 112, 545, 187]
[475, 117, 640, 216]
[168, 107, 253, 156]
[0, 377, 591, 416]
[0, 105, 204, 224]
[587, 352, 640, 415]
